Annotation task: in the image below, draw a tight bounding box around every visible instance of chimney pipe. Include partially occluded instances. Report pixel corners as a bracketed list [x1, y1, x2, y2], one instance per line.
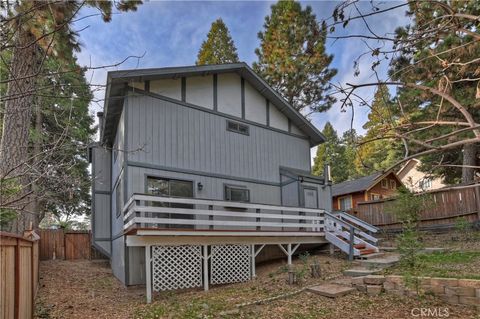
[324, 164, 332, 185]
[97, 112, 104, 142]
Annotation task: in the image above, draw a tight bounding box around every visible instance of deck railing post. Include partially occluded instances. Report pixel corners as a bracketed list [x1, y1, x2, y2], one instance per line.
[348, 225, 354, 261]
[251, 245, 256, 278]
[203, 245, 209, 291]
[287, 243, 292, 265]
[145, 245, 152, 303]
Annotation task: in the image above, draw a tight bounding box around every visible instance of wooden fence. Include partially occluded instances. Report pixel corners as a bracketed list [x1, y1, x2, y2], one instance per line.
[37, 230, 104, 260]
[0, 231, 39, 319]
[352, 183, 480, 230]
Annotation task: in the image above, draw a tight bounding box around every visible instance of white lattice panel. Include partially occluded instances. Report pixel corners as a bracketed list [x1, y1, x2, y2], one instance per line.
[210, 244, 251, 285]
[152, 245, 202, 291]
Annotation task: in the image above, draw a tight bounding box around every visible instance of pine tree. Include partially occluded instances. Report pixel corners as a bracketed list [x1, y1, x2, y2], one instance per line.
[312, 122, 349, 183]
[389, 1, 480, 183]
[1, 1, 140, 233]
[355, 85, 402, 175]
[196, 18, 239, 65]
[253, 0, 337, 113]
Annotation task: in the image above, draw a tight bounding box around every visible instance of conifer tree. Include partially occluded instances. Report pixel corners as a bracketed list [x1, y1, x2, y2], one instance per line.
[253, 0, 337, 113]
[355, 85, 402, 175]
[312, 122, 349, 183]
[196, 18, 239, 65]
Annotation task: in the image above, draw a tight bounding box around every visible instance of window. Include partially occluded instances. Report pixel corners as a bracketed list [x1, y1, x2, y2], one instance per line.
[225, 185, 250, 202]
[381, 179, 388, 189]
[146, 177, 194, 229]
[390, 179, 396, 190]
[227, 120, 249, 135]
[338, 196, 352, 211]
[370, 193, 381, 201]
[419, 178, 432, 190]
[115, 178, 123, 217]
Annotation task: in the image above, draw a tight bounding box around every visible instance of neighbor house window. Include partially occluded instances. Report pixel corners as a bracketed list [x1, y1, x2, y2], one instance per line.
[419, 178, 432, 190]
[390, 179, 396, 190]
[370, 193, 381, 201]
[338, 196, 352, 210]
[225, 185, 250, 202]
[227, 120, 249, 135]
[381, 179, 388, 189]
[115, 178, 123, 217]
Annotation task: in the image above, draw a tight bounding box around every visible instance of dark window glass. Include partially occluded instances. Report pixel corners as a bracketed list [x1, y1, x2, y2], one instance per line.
[227, 120, 249, 135]
[146, 177, 194, 229]
[225, 185, 250, 202]
[115, 178, 123, 217]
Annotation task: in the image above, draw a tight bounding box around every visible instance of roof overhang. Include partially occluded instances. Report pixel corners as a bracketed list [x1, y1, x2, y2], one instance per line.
[101, 63, 325, 147]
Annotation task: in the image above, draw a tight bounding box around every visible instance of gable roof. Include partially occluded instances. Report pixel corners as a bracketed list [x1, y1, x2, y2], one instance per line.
[332, 171, 404, 197]
[397, 158, 420, 179]
[101, 62, 325, 146]
[332, 173, 382, 197]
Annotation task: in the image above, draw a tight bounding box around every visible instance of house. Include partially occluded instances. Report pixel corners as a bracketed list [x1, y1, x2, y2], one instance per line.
[89, 63, 379, 302]
[332, 171, 403, 211]
[397, 159, 445, 192]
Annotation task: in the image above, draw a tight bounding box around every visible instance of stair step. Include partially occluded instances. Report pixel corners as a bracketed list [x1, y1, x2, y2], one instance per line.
[354, 243, 366, 249]
[356, 252, 385, 260]
[307, 283, 356, 298]
[343, 267, 382, 277]
[359, 248, 376, 255]
[360, 254, 400, 269]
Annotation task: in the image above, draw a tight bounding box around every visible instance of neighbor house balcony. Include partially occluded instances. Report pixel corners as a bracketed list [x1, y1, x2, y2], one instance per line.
[122, 193, 326, 239]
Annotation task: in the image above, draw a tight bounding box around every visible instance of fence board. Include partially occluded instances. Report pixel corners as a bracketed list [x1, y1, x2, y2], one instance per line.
[38, 230, 104, 261]
[353, 184, 480, 230]
[0, 232, 39, 319]
[64, 233, 91, 260]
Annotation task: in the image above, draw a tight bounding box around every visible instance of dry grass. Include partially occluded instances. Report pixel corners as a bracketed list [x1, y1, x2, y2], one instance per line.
[35, 252, 479, 319]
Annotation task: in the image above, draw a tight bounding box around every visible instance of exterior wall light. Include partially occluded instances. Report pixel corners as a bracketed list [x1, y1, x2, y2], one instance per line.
[197, 182, 203, 191]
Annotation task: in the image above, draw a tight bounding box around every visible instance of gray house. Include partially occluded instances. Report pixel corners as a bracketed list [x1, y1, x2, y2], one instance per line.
[89, 63, 379, 302]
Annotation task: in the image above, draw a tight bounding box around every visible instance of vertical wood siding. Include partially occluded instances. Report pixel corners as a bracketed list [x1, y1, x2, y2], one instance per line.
[126, 95, 311, 184]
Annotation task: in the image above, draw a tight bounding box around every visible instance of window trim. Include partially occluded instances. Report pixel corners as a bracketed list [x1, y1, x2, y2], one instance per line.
[337, 195, 353, 211]
[226, 120, 250, 136]
[381, 179, 388, 189]
[370, 193, 381, 201]
[224, 184, 250, 202]
[115, 177, 123, 218]
[390, 179, 396, 190]
[145, 175, 195, 198]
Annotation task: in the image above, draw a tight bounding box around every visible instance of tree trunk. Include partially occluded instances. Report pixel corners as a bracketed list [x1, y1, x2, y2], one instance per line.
[462, 143, 478, 184]
[31, 96, 44, 226]
[0, 26, 41, 233]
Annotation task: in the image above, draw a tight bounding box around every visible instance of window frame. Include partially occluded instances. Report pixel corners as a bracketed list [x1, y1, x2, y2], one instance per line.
[226, 120, 250, 136]
[370, 193, 381, 201]
[224, 184, 250, 202]
[390, 179, 396, 190]
[337, 195, 353, 211]
[115, 177, 123, 218]
[381, 179, 388, 189]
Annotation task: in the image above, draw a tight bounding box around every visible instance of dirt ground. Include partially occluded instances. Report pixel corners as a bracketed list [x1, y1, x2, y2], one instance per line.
[34, 252, 479, 319]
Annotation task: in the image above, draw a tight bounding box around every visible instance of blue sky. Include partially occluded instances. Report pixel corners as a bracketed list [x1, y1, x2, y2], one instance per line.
[75, 0, 408, 139]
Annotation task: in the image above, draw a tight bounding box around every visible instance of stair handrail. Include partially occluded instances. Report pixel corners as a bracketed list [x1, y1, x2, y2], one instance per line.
[334, 211, 380, 233]
[324, 212, 357, 261]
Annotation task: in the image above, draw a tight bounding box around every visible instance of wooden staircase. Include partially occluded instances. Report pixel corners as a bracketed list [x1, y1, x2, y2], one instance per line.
[325, 211, 380, 260]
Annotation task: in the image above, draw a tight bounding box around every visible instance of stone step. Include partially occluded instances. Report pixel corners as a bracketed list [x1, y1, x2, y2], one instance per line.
[343, 267, 382, 277]
[307, 283, 356, 298]
[360, 254, 400, 269]
[356, 252, 385, 260]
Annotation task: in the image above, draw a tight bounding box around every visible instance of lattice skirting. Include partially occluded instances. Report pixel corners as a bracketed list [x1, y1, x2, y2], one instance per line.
[152, 245, 202, 291]
[210, 244, 251, 285]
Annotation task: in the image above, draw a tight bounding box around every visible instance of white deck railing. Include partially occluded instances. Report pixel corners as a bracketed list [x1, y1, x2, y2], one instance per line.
[123, 194, 325, 233]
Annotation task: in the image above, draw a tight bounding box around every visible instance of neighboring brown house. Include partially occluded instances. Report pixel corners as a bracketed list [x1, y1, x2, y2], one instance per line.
[332, 171, 403, 211]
